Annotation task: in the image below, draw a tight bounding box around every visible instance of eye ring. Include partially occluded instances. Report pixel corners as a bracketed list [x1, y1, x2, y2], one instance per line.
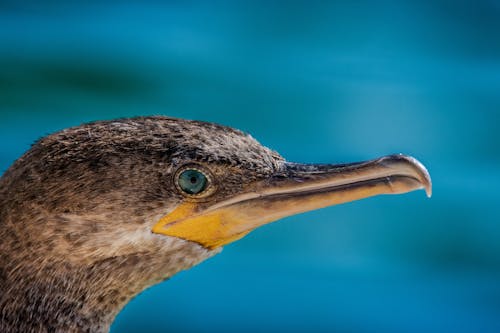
[174, 165, 214, 198]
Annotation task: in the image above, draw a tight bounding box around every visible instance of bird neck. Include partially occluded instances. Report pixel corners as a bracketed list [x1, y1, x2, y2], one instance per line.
[0, 254, 142, 333]
[0, 245, 217, 333]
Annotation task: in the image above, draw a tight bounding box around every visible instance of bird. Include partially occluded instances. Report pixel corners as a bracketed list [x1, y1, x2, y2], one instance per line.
[0, 116, 431, 333]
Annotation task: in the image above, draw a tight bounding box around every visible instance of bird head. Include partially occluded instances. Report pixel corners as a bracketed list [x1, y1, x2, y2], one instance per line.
[0, 116, 431, 331]
[1, 116, 431, 277]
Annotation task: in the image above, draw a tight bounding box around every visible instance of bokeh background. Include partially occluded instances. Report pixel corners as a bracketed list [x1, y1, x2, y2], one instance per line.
[1, 1, 499, 332]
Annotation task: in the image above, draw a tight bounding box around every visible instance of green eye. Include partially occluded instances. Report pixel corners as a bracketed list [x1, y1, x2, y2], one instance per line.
[177, 169, 208, 195]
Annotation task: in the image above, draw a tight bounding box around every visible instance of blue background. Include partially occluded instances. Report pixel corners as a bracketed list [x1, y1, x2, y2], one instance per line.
[1, 1, 499, 332]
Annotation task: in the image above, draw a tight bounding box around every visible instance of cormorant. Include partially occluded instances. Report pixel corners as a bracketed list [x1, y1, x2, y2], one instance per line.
[0, 116, 431, 333]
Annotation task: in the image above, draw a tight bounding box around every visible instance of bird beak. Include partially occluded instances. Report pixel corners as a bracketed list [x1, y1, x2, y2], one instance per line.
[152, 154, 431, 249]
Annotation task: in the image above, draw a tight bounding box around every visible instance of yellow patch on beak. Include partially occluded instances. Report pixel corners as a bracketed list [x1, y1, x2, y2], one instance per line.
[152, 202, 251, 249]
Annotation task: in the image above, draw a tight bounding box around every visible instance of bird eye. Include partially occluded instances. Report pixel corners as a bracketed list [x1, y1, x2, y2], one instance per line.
[177, 169, 208, 195]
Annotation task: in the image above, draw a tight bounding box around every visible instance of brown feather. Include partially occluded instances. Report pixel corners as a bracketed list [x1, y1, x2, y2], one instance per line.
[0, 116, 283, 332]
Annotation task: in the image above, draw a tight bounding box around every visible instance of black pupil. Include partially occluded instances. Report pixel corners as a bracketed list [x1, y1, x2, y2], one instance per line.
[178, 169, 208, 195]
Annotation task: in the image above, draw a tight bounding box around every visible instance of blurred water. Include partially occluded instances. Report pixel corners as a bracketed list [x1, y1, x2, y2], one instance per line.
[1, 1, 499, 332]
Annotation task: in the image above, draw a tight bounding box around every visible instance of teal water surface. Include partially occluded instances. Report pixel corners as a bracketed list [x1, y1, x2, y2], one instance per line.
[1, 1, 499, 332]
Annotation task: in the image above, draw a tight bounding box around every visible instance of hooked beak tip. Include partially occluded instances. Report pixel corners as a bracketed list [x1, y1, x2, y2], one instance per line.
[380, 154, 432, 198]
